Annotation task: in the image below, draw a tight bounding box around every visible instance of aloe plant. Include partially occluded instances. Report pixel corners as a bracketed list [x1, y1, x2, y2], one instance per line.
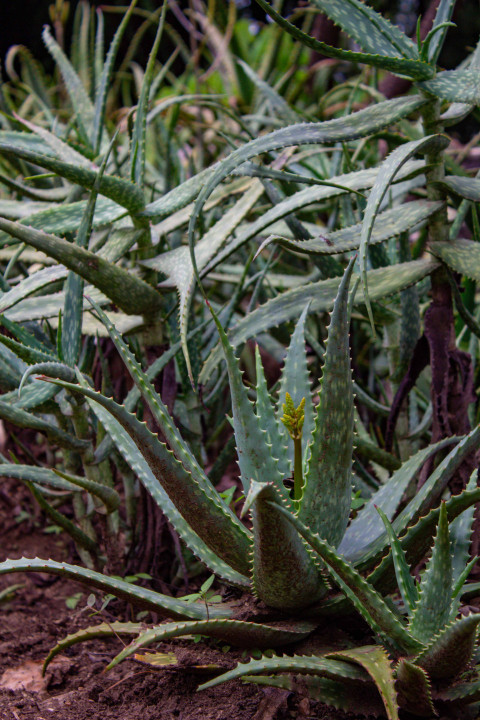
[0, 260, 479, 707]
[200, 501, 480, 719]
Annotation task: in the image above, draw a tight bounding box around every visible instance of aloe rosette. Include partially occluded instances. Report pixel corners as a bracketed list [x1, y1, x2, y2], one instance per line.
[1, 259, 480, 717]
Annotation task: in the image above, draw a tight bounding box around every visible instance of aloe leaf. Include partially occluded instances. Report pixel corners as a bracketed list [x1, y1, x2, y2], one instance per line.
[26, 483, 98, 555]
[376, 507, 418, 616]
[0, 557, 230, 620]
[43, 622, 142, 674]
[188, 96, 427, 268]
[130, 1, 167, 187]
[395, 659, 435, 717]
[299, 258, 355, 546]
[42, 376, 252, 577]
[409, 503, 453, 643]
[247, 675, 385, 716]
[426, 0, 456, 63]
[339, 437, 458, 563]
[154, 180, 265, 380]
[75, 374, 249, 587]
[200, 258, 438, 383]
[421, 68, 480, 104]
[356, 427, 480, 577]
[254, 347, 290, 478]
[0, 334, 56, 366]
[87, 298, 204, 478]
[326, 646, 398, 720]
[253, 0, 431, 79]
[414, 614, 480, 681]
[0, 266, 68, 313]
[42, 26, 95, 144]
[236, 59, 299, 123]
[277, 304, 314, 468]
[93, 0, 138, 153]
[3, 381, 59, 411]
[431, 238, 480, 284]
[244, 482, 326, 611]
[0, 218, 160, 316]
[0, 130, 56, 155]
[438, 679, 480, 703]
[0, 144, 145, 214]
[0, 464, 119, 512]
[108, 618, 316, 671]
[0, 399, 87, 451]
[314, 0, 418, 59]
[271, 502, 423, 655]
[260, 201, 443, 257]
[360, 134, 449, 328]
[450, 471, 477, 585]
[200, 653, 370, 692]
[434, 176, 480, 203]
[0, 196, 127, 239]
[12, 116, 92, 167]
[207, 302, 287, 499]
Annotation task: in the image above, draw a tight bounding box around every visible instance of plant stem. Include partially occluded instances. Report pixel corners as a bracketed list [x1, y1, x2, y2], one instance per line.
[293, 436, 303, 501]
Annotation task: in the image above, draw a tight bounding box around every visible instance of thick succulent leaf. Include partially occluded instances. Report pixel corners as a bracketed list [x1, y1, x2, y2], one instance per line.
[438, 679, 480, 703]
[357, 428, 480, 577]
[394, 660, 435, 717]
[199, 654, 370, 691]
[130, 2, 167, 187]
[360, 134, 449, 327]
[93, 0, 138, 153]
[87, 298, 203, 479]
[271, 503, 423, 655]
[0, 217, 161, 316]
[450, 471, 477, 585]
[277, 304, 314, 468]
[80, 376, 249, 586]
[441, 39, 480, 124]
[0, 334, 56, 366]
[254, 0, 431, 79]
[200, 258, 438, 382]
[414, 614, 480, 680]
[0, 464, 119, 512]
[12, 116, 91, 168]
[154, 180, 264, 380]
[431, 239, 480, 286]
[43, 622, 142, 674]
[434, 176, 480, 202]
[152, 160, 424, 278]
[420, 68, 480, 103]
[236, 59, 299, 123]
[208, 304, 287, 498]
[188, 96, 428, 263]
[0, 399, 86, 451]
[260, 201, 443, 256]
[2, 380, 59, 410]
[310, 0, 418, 59]
[247, 675, 386, 716]
[43, 376, 252, 576]
[376, 507, 418, 616]
[254, 347, 290, 478]
[244, 482, 326, 611]
[108, 618, 316, 670]
[339, 437, 458, 563]
[42, 26, 94, 142]
[299, 259, 355, 546]
[408, 503, 453, 643]
[0, 266, 68, 313]
[0, 130, 56, 156]
[326, 646, 398, 720]
[0, 144, 145, 214]
[427, 0, 456, 64]
[368, 487, 480, 594]
[0, 196, 127, 239]
[0, 557, 231, 620]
